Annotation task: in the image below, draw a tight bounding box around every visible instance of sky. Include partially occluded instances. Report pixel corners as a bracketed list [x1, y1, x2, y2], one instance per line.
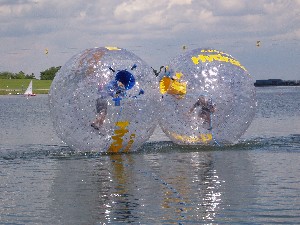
[0, 0, 300, 80]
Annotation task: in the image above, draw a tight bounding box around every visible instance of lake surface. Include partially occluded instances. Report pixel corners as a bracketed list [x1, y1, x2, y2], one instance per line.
[0, 87, 300, 224]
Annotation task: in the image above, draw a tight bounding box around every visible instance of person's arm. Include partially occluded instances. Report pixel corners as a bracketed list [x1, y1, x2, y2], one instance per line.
[189, 99, 201, 113]
[209, 103, 216, 113]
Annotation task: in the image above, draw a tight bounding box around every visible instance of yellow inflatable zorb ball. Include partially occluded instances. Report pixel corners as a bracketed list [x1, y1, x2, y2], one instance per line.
[49, 47, 160, 153]
[158, 48, 256, 145]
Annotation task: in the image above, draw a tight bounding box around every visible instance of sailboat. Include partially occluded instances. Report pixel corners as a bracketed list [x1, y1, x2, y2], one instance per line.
[24, 80, 36, 96]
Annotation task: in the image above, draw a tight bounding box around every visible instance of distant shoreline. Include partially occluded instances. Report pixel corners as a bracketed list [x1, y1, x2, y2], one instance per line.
[0, 79, 51, 95]
[255, 85, 300, 87]
[254, 79, 300, 87]
[1, 79, 300, 95]
[0, 89, 49, 95]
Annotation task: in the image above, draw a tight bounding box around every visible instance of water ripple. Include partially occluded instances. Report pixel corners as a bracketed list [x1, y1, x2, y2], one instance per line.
[0, 134, 299, 160]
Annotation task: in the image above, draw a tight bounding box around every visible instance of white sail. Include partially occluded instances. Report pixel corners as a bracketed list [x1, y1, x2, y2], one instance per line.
[24, 80, 33, 95]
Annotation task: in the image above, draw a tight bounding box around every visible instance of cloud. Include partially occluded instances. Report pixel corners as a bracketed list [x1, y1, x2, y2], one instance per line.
[2, 0, 298, 41]
[0, 0, 300, 79]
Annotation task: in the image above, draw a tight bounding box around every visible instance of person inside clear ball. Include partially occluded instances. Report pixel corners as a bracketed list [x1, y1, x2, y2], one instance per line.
[188, 95, 216, 130]
[91, 80, 126, 130]
[91, 97, 108, 130]
[107, 80, 126, 106]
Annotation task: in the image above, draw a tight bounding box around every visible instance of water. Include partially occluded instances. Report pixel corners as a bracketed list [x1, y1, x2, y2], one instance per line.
[0, 87, 300, 224]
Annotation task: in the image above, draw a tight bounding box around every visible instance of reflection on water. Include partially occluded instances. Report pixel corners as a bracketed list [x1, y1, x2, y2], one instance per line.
[0, 137, 300, 224]
[45, 151, 224, 224]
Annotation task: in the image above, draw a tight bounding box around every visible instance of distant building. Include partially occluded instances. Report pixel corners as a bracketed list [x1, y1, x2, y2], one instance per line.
[254, 79, 300, 86]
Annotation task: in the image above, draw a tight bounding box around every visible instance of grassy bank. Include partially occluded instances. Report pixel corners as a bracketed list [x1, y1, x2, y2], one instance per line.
[0, 79, 52, 95]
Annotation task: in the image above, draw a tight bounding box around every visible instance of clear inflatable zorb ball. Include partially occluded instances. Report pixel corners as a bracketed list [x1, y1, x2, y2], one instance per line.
[49, 47, 160, 153]
[158, 48, 256, 145]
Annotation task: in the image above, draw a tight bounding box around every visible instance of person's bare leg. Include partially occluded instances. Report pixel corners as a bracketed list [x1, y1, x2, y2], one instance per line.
[91, 111, 106, 130]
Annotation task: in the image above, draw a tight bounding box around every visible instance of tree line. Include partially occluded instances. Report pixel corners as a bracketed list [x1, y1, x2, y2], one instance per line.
[0, 66, 61, 80]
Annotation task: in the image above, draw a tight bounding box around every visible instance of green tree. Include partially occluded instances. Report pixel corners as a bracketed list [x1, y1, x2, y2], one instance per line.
[40, 66, 61, 80]
[14, 71, 26, 79]
[25, 73, 35, 79]
[0, 71, 15, 79]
